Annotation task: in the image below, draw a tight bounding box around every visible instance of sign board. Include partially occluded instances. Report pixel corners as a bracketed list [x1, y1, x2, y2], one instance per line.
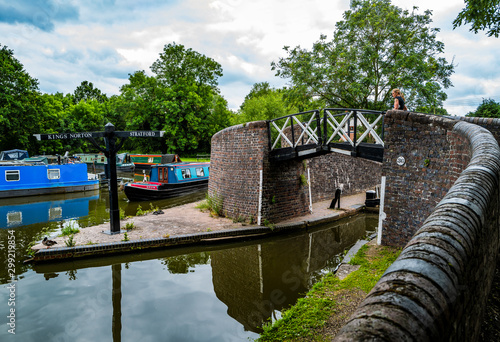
[33, 131, 164, 141]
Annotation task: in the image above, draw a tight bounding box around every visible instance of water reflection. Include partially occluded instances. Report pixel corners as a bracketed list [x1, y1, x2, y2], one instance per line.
[211, 214, 369, 332]
[0, 214, 376, 341]
[0, 190, 99, 228]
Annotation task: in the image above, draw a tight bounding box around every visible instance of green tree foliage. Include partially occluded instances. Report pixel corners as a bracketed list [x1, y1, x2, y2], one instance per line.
[148, 43, 226, 153]
[0, 44, 234, 156]
[466, 98, 500, 118]
[453, 0, 500, 37]
[235, 89, 292, 124]
[73, 80, 108, 103]
[271, 0, 454, 111]
[0, 44, 41, 152]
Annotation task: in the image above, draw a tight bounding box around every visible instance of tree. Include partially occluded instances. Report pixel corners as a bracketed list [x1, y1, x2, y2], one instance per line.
[465, 98, 500, 118]
[0, 44, 41, 153]
[236, 91, 291, 124]
[453, 0, 500, 37]
[271, 0, 454, 111]
[119, 70, 165, 152]
[148, 43, 225, 153]
[73, 81, 108, 103]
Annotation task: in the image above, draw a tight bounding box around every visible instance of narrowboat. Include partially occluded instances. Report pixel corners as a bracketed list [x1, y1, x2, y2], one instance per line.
[77, 152, 135, 173]
[130, 154, 182, 170]
[124, 162, 209, 201]
[0, 162, 99, 199]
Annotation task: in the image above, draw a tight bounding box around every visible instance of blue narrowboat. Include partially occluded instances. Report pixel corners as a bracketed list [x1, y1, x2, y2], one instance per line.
[124, 162, 209, 201]
[0, 162, 99, 199]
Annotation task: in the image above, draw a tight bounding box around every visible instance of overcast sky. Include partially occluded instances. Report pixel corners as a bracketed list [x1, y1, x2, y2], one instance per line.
[0, 0, 498, 116]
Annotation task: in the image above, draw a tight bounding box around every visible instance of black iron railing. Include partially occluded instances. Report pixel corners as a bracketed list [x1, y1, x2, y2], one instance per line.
[267, 108, 385, 161]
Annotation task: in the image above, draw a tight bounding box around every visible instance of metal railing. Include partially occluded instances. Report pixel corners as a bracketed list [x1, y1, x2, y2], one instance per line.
[267, 108, 385, 160]
[322, 108, 385, 148]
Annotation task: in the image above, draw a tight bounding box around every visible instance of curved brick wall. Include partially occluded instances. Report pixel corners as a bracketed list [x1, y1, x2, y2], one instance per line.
[209, 121, 382, 223]
[335, 112, 500, 341]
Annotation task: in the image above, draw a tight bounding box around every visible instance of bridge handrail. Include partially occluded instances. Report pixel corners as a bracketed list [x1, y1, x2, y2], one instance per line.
[323, 108, 385, 148]
[267, 109, 321, 150]
[267, 108, 385, 154]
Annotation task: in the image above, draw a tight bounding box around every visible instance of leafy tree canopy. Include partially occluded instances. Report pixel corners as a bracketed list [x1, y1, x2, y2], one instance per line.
[235, 84, 298, 124]
[465, 98, 500, 117]
[0, 44, 41, 151]
[453, 0, 500, 37]
[73, 80, 108, 103]
[121, 44, 229, 154]
[271, 0, 454, 111]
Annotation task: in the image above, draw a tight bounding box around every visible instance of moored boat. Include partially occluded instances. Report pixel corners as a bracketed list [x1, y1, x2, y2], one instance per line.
[130, 154, 182, 171]
[124, 162, 209, 201]
[0, 162, 99, 199]
[77, 152, 135, 173]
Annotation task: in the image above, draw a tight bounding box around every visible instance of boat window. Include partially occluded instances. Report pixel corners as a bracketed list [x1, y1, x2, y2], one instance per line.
[5, 170, 20, 181]
[48, 169, 61, 180]
[159, 168, 163, 181]
[196, 168, 205, 177]
[181, 169, 191, 179]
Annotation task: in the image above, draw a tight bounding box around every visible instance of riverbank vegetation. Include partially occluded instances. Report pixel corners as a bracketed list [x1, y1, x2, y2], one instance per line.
[257, 241, 401, 341]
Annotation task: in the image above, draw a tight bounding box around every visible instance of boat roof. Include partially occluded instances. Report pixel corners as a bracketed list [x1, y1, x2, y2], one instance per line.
[151, 162, 209, 169]
[0, 149, 29, 160]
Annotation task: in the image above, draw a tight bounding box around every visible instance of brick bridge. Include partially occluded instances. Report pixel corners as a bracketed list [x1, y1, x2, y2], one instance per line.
[208, 109, 500, 341]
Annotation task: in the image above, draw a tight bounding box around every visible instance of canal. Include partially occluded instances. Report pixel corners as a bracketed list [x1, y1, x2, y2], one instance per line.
[0, 181, 377, 341]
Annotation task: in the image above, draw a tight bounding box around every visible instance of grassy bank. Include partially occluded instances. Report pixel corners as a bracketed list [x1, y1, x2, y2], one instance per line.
[257, 240, 401, 341]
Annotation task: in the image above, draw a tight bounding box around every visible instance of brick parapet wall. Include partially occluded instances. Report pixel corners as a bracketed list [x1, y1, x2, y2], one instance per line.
[380, 112, 472, 246]
[209, 121, 269, 222]
[335, 112, 500, 341]
[209, 121, 382, 223]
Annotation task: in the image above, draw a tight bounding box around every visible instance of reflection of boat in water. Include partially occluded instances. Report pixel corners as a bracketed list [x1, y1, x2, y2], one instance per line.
[0, 162, 99, 199]
[124, 162, 209, 201]
[0, 190, 99, 228]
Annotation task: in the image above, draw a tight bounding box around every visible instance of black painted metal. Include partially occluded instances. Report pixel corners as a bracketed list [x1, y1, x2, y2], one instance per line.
[33, 123, 164, 234]
[267, 108, 385, 162]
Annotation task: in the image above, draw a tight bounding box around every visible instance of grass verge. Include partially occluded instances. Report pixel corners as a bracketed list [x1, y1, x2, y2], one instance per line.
[257, 241, 401, 341]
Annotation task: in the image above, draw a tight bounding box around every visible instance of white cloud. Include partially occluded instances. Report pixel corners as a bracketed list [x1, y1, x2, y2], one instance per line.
[0, 0, 498, 114]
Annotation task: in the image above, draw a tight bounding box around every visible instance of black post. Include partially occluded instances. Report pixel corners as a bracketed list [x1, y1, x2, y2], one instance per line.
[112, 263, 122, 342]
[352, 111, 358, 156]
[104, 123, 121, 234]
[315, 110, 322, 146]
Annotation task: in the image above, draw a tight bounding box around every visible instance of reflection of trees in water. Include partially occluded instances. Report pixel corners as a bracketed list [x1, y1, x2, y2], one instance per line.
[160, 252, 210, 274]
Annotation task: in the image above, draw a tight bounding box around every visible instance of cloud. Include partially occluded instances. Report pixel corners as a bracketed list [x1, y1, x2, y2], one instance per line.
[0, 0, 79, 31]
[0, 0, 498, 115]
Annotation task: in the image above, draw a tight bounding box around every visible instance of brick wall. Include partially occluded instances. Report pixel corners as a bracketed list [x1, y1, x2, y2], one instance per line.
[335, 112, 500, 341]
[209, 121, 382, 223]
[380, 112, 472, 246]
[307, 153, 382, 202]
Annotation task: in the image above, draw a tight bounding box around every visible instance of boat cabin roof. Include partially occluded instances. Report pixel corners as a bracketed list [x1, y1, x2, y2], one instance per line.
[0, 149, 29, 161]
[151, 162, 209, 169]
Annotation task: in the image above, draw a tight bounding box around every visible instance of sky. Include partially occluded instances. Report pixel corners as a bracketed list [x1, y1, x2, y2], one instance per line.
[0, 0, 498, 116]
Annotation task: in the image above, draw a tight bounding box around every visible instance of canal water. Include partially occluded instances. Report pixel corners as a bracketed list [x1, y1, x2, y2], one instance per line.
[0, 181, 377, 341]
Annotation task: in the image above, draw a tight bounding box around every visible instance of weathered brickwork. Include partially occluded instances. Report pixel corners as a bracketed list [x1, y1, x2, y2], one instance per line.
[307, 153, 382, 202]
[381, 112, 472, 246]
[209, 121, 269, 222]
[335, 112, 500, 342]
[209, 121, 382, 223]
